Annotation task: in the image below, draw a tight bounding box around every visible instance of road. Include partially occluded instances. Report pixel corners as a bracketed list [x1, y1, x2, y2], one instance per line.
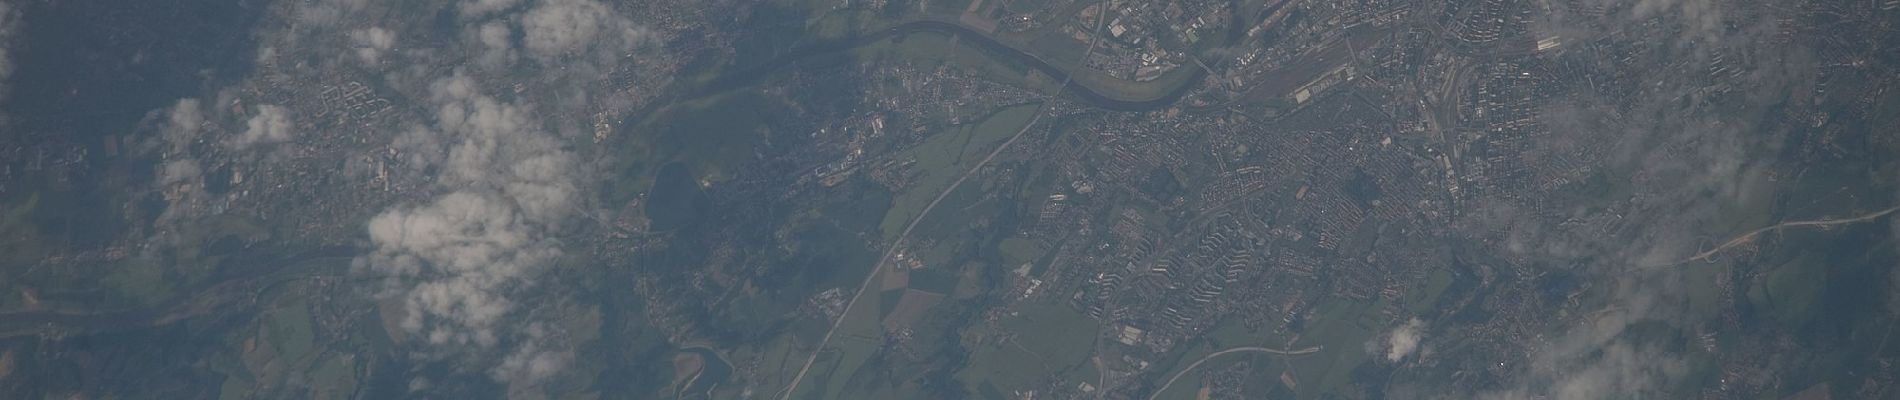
[773, 5, 1116, 399]
[1145, 345, 1325, 400]
[1644, 205, 1900, 268]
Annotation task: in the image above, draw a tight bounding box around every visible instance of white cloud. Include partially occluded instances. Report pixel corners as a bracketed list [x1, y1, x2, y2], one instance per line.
[348, 0, 665, 389]
[116, 0, 660, 388]
[349, 27, 397, 66]
[1457, 0, 1817, 397]
[231, 105, 293, 149]
[365, 191, 558, 347]
[151, 156, 207, 228]
[456, 0, 649, 81]
[133, 98, 214, 230]
[1550, 344, 1689, 400]
[362, 72, 583, 390]
[155, 98, 207, 154]
[520, 0, 644, 64]
[1384, 318, 1425, 362]
[167, 99, 204, 132]
[1480, 340, 1690, 400]
[521, 0, 607, 59]
[471, 21, 516, 69]
[491, 323, 573, 392]
[159, 159, 202, 186]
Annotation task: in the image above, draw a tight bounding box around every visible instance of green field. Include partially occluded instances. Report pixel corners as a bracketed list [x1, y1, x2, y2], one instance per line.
[1405, 268, 1455, 314]
[959, 300, 1100, 395]
[791, 270, 898, 399]
[1002, 302, 1100, 362]
[911, 173, 1002, 241]
[610, 92, 778, 203]
[306, 354, 357, 399]
[0, 193, 46, 271]
[1145, 320, 1298, 399]
[998, 237, 1045, 267]
[101, 258, 175, 305]
[173, 214, 273, 283]
[792, 334, 882, 400]
[741, 334, 807, 395]
[880, 103, 1042, 240]
[1286, 298, 1384, 398]
[265, 301, 317, 364]
[1151, 354, 1288, 400]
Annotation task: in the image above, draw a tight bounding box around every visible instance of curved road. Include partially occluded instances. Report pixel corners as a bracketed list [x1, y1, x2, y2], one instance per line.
[1641, 205, 1900, 268]
[774, 5, 1119, 400]
[1145, 345, 1324, 400]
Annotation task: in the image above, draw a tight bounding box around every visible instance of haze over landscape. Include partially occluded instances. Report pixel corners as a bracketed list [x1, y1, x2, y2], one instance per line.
[1, 0, 1900, 399]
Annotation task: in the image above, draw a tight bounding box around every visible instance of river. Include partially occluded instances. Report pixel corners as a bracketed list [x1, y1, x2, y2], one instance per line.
[696, 20, 1210, 112]
[679, 346, 733, 398]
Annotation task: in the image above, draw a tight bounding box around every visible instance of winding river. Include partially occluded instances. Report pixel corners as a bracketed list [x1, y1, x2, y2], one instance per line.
[697, 19, 1211, 112]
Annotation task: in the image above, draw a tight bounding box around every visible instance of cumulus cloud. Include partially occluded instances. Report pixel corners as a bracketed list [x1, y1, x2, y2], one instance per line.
[349, 27, 397, 66]
[1384, 318, 1425, 362]
[452, 0, 644, 73]
[362, 72, 583, 391]
[114, 2, 653, 392]
[365, 191, 559, 347]
[1547, 343, 1689, 400]
[492, 323, 574, 390]
[455, 0, 649, 82]
[162, 98, 207, 153]
[148, 153, 207, 230]
[1481, 340, 1690, 400]
[159, 159, 202, 186]
[1462, 0, 1818, 397]
[349, 0, 659, 391]
[1475, 272, 1698, 399]
[133, 97, 218, 231]
[424, 75, 580, 218]
[471, 21, 517, 69]
[231, 105, 293, 149]
[520, 0, 640, 62]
